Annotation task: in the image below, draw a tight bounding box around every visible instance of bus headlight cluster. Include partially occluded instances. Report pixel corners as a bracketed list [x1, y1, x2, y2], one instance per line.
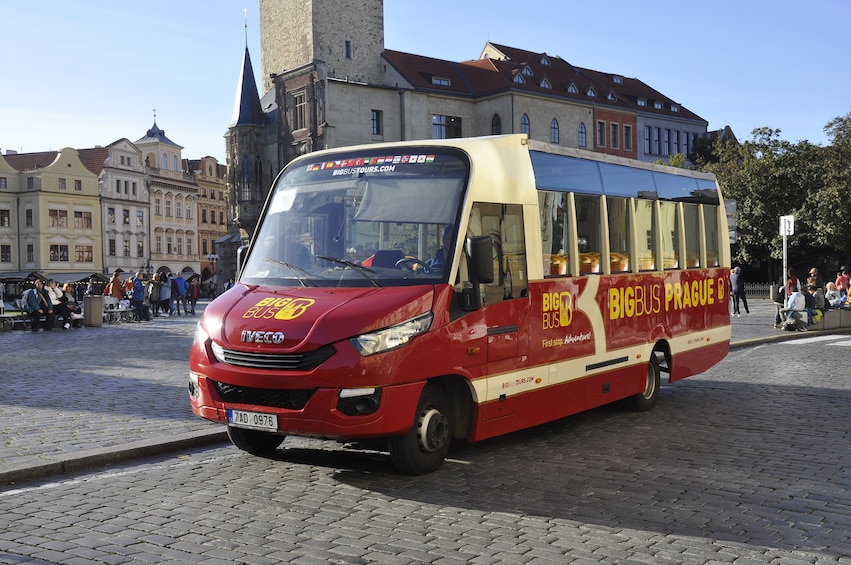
[350, 312, 433, 356]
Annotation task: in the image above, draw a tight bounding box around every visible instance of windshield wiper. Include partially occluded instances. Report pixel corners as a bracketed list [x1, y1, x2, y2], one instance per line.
[263, 258, 316, 287]
[317, 255, 380, 287]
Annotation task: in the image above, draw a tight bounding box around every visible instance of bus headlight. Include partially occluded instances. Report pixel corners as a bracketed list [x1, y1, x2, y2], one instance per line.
[350, 312, 433, 356]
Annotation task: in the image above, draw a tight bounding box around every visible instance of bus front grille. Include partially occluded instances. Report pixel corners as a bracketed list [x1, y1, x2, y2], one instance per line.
[214, 381, 315, 410]
[210, 343, 335, 371]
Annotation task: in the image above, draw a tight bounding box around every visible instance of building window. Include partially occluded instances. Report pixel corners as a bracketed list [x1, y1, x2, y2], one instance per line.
[186, 204, 192, 220]
[578, 123, 587, 147]
[202, 239, 208, 255]
[123, 209, 130, 225]
[75, 179, 82, 191]
[137, 241, 144, 258]
[673, 130, 680, 154]
[624, 125, 633, 151]
[220, 211, 224, 224]
[173, 156, 178, 171]
[202, 209, 207, 224]
[176, 201, 183, 219]
[550, 118, 559, 144]
[74, 211, 92, 229]
[49, 244, 69, 262]
[520, 113, 530, 135]
[644, 126, 651, 154]
[371, 110, 383, 135]
[49, 209, 68, 227]
[132, 181, 137, 195]
[75, 245, 93, 262]
[121, 240, 129, 257]
[109, 239, 116, 256]
[187, 238, 192, 256]
[0, 210, 9, 227]
[26, 244, 33, 262]
[491, 114, 502, 135]
[162, 152, 168, 169]
[653, 127, 661, 155]
[431, 76, 450, 86]
[610, 123, 619, 149]
[0, 245, 10, 262]
[116, 180, 121, 193]
[165, 200, 172, 217]
[343, 40, 353, 59]
[596, 121, 606, 147]
[108, 208, 115, 223]
[663, 129, 670, 155]
[0, 177, 6, 188]
[211, 212, 216, 225]
[27, 177, 34, 189]
[432, 114, 462, 139]
[292, 90, 307, 131]
[156, 235, 162, 254]
[155, 198, 161, 216]
[166, 237, 173, 254]
[58, 178, 66, 190]
[177, 237, 183, 255]
[654, 101, 663, 109]
[25, 209, 32, 227]
[637, 98, 647, 107]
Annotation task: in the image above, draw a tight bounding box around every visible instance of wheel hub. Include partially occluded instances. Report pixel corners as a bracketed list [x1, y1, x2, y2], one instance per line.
[417, 407, 449, 452]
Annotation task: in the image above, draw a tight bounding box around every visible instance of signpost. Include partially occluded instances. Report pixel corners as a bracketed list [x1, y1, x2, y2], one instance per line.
[780, 215, 794, 288]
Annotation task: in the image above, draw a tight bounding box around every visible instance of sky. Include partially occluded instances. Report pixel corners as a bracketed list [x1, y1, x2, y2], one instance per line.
[2, 1, 848, 163]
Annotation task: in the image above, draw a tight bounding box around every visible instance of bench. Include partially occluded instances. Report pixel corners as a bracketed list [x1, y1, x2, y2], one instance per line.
[102, 296, 134, 323]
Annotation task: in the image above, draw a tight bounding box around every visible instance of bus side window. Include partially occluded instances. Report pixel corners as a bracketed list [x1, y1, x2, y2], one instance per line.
[634, 199, 657, 271]
[541, 190, 572, 277]
[683, 203, 701, 268]
[659, 200, 679, 270]
[575, 194, 602, 275]
[607, 196, 630, 273]
[468, 202, 527, 304]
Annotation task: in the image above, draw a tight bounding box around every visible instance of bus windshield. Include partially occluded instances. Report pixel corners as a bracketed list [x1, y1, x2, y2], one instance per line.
[240, 148, 469, 287]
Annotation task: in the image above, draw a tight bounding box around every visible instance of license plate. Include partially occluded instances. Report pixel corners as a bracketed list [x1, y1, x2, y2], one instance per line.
[227, 409, 278, 431]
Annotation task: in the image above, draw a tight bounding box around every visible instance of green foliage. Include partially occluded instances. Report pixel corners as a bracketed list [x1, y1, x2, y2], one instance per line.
[699, 113, 851, 276]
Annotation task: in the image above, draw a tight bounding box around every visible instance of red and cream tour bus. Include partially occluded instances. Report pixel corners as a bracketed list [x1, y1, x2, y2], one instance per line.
[189, 134, 731, 474]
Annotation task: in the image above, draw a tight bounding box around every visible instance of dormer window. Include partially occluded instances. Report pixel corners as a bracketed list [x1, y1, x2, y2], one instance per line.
[514, 74, 526, 84]
[432, 76, 451, 87]
[637, 98, 647, 107]
[521, 65, 534, 77]
[540, 55, 550, 66]
[671, 104, 679, 112]
[654, 101, 663, 109]
[567, 82, 578, 94]
[540, 77, 552, 89]
[586, 87, 596, 97]
[607, 91, 616, 101]
[613, 75, 623, 84]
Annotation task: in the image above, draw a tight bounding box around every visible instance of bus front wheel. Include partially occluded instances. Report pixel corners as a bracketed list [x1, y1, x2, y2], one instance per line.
[625, 353, 661, 412]
[388, 384, 452, 475]
[227, 426, 285, 455]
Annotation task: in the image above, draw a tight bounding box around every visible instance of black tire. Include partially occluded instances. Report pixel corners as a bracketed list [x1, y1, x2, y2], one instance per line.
[226, 426, 285, 455]
[388, 384, 452, 475]
[625, 353, 661, 412]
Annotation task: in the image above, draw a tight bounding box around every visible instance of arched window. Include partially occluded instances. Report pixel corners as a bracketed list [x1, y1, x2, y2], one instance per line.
[161, 152, 167, 169]
[491, 114, 502, 135]
[173, 156, 179, 171]
[520, 113, 530, 135]
[578, 123, 587, 148]
[550, 118, 560, 144]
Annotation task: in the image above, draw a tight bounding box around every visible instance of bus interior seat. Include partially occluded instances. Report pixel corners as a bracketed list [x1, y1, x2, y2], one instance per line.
[371, 249, 405, 268]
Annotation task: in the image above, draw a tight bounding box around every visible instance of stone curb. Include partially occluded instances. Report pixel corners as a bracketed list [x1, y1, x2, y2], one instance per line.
[0, 429, 228, 487]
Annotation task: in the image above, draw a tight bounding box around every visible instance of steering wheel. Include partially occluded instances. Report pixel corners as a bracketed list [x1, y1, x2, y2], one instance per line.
[395, 258, 430, 273]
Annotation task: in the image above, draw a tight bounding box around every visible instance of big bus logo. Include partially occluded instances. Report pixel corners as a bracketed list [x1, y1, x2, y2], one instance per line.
[542, 291, 572, 329]
[243, 297, 316, 320]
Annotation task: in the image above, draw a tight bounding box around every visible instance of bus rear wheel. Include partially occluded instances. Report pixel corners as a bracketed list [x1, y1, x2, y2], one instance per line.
[388, 384, 452, 475]
[227, 426, 285, 455]
[625, 353, 661, 412]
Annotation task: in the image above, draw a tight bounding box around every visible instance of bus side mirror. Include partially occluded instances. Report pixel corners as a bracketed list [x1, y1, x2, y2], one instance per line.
[459, 236, 495, 312]
[466, 235, 495, 284]
[236, 245, 249, 279]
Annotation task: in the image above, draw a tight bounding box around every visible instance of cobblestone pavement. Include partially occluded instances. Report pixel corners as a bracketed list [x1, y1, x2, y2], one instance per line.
[0, 299, 833, 484]
[0, 299, 850, 564]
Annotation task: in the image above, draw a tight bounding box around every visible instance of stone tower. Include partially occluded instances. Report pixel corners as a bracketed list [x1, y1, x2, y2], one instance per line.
[258, 0, 384, 93]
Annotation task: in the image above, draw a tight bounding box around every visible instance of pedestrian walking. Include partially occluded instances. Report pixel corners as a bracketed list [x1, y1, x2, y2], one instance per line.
[730, 267, 750, 316]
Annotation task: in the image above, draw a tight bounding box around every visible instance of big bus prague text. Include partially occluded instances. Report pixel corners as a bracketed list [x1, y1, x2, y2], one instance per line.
[189, 134, 731, 474]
